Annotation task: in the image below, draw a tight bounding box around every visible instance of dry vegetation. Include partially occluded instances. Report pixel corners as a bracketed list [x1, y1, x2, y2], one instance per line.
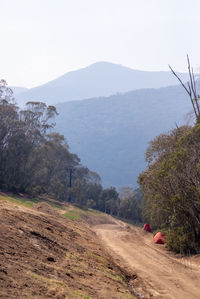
[0, 193, 136, 299]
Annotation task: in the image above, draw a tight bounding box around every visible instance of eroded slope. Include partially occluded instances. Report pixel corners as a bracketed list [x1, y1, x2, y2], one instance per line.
[0, 199, 136, 299]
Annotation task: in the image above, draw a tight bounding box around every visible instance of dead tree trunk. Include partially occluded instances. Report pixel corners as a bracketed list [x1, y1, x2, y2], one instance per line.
[169, 55, 200, 123]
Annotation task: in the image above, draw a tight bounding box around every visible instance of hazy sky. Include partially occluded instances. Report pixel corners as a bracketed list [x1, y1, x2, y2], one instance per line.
[1, 0, 200, 87]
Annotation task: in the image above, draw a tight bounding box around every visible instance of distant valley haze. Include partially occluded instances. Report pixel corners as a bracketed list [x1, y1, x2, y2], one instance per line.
[55, 85, 191, 189]
[11, 61, 193, 189]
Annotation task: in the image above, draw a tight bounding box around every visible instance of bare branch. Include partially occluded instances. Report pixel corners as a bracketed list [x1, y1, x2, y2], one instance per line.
[187, 82, 198, 118]
[187, 55, 196, 98]
[169, 56, 200, 122]
[187, 55, 200, 117]
[192, 68, 197, 95]
[168, 64, 191, 96]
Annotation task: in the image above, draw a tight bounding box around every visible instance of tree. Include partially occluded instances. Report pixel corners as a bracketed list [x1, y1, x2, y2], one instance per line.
[118, 187, 142, 222]
[139, 125, 200, 253]
[19, 101, 58, 146]
[0, 82, 81, 197]
[169, 55, 200, 123]
[97, 187, 119, 214]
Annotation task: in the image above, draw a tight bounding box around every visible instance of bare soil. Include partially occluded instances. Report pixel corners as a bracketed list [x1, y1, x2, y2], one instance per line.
[0, 200, 136, 299]
[2, 196, 200, 299]
[94, 220, 200, 299]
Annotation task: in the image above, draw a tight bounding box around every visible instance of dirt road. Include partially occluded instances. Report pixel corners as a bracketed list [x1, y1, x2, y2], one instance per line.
[94, 221, 200, 299]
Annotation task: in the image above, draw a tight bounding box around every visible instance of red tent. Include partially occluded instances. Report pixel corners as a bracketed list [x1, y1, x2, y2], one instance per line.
[154, 232, 166, 244]
[143, 223, 152, 232]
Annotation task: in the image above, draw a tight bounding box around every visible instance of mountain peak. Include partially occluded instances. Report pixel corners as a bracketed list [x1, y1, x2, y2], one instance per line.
[16, 62, 189, 107]
[87, 61, 125, 70]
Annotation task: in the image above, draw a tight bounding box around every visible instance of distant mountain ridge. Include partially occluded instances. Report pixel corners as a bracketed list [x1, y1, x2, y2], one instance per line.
[55, 84, 191, 189]
[16, 62, 189, 106]
[9, 86, 28, 95]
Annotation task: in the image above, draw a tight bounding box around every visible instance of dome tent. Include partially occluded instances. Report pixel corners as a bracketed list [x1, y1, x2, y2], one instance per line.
[143, 223, 152, 232]
[154, 232, 166, 244]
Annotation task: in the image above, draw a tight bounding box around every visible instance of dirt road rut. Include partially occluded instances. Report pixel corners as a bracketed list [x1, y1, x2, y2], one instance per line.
[94, 221, 200, 299]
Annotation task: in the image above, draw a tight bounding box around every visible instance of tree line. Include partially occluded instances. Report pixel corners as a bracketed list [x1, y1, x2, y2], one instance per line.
[0, 80, 142, 223]
[139, 58, 200, 254]
[139, 125, 200, 253]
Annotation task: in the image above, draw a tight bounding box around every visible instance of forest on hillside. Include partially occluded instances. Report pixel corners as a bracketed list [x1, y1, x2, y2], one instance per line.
[0, 80, 142, 224]
[139, 61, 200, 253]
[55, 84, 190, 189]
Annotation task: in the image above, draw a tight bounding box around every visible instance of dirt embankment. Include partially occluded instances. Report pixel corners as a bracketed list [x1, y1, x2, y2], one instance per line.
[2, 196, 200, 299]
[94, 221, 200, 299]
[0, 200, 136, 299]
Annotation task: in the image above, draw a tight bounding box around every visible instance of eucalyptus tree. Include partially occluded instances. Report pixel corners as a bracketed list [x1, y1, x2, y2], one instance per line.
[139, 125, 200, 253]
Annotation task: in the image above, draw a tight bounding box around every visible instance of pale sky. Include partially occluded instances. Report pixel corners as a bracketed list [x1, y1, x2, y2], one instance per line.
[1, 0, 200, 88]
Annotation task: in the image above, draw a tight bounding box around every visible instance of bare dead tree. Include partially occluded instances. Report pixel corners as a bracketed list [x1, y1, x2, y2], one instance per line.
[169, 55, 200, 123]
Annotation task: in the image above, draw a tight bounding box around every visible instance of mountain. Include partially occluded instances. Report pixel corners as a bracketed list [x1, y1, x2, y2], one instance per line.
[55, 85, 191, 189]
[10, 86, 28, 95]
[16, 62, 189, 106]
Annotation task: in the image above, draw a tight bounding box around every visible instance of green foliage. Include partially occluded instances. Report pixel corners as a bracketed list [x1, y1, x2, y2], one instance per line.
[0, 194, 38, 207]
[139, 125, 200, 253]
[0, 82, 142, 225]
[63, 211, 80, 220]
[0, 82, 97, 202]
[117, 187, 142, 223]
[166, 229, 199, 254]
